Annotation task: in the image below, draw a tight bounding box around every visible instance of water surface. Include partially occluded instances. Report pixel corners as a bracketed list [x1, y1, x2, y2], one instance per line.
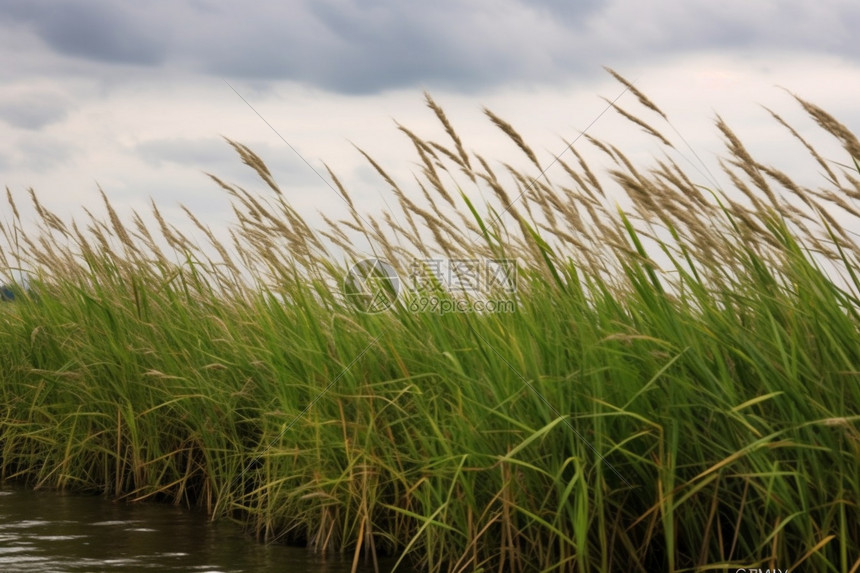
[0, 484, 397, 572]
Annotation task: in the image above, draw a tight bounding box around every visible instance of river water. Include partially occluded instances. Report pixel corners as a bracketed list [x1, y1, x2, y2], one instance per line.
[0, 484, 399, 572]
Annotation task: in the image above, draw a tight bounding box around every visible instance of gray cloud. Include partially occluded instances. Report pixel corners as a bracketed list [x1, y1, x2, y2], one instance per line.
[8, 134, 73, 171]
[1, 0, 166, 65]
[590, 1, 860, 59]
[0, 91, 69, 129]
[136, 137, 236, 169]
[134, 136, 333, 192]
[1, 0, 859, 94]
[175, 0, 609, 92]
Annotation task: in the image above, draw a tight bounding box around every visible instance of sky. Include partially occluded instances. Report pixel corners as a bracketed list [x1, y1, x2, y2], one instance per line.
[2, 0, 860, 270]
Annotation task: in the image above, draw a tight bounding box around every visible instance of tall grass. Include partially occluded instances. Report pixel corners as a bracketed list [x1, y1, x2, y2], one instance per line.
[1, 74, 859, 572]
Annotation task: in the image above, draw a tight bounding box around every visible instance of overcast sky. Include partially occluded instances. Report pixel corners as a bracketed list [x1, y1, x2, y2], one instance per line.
[2, 0, 860, 268]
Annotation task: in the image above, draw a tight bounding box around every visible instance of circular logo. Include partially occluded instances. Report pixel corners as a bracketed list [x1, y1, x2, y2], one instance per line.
[343, 258, 401, 313]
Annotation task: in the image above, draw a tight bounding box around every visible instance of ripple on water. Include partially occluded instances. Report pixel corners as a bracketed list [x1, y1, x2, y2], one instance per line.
[0, 483, 404, 572]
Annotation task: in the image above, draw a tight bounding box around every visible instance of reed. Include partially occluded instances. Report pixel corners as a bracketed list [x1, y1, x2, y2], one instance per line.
[1, 73, 859, 572]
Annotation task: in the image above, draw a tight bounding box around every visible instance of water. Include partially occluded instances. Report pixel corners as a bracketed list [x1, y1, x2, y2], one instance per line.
[0, 484, 398, 572]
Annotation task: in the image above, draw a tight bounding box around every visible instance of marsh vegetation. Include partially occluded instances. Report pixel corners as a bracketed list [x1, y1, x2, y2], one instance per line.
[1, 73, 858, 572]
